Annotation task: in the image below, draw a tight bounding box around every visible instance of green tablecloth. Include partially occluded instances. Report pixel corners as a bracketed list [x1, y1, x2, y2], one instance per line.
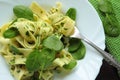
[89, 0, 120, 62]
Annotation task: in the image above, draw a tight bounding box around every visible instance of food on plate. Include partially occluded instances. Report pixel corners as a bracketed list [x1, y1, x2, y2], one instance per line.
[0, 2, 86, 80]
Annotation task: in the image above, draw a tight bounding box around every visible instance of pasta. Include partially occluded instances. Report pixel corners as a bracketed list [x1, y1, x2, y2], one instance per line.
[0, 2, 76, 80]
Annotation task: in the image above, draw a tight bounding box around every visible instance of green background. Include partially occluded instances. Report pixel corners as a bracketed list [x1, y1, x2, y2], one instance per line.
[89, 0, 120, 62]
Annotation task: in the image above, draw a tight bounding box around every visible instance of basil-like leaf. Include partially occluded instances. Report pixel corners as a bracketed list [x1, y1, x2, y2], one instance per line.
[13, 5, 34, 20]
[26, 49, 41, 72]
[72, 45, 86, 60]
[66, 8, 76, 20]
[68, 38, 86, 60]
[9, 45, 21, 55]
[63, 60, 77, 69]
[39, 48, 56, 69]
[43, 35, 64, 51]
[68, 38, 81, 52]
[26, 48, 56, 72]
[3, 27, 19, 38]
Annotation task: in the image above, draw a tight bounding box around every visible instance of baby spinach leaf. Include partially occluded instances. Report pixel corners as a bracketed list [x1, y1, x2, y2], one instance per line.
[68, 38, 81, 52]
[39, 48, 56, 69]
[72, 45, 86, 60]
[68, 38, 86, 60]
[26, 48, 56, 72]
[66, 8, 76, 20]
[13, 5, 34, 20]
[63, 60, 77, 69]
[43, 35, 64, 51]
[3, 27, 19, 38]
[9, 45, 21, 55]
[26, 49, 41, 72]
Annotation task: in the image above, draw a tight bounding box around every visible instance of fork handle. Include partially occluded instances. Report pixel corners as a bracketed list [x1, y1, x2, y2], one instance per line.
[82, 37, 120, 70]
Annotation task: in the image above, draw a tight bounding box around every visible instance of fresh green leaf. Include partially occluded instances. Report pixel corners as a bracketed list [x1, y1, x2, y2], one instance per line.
[98, 0, 113, 13]
[68, 38, 81, 52]
[26, 48, 56, 72]
[63, 60, 77, 69]
[26, 49, 41, 72]
[43, 35, 64, 51]
[66, 8, 76, 20]
[72, 45, 86, 60]
[3, 27, 19, 38]
[38, 48, 56, 79]
[68, 38, 86, 60]
[13, 5, 34, 20]
[9, 45, 21, 55]
[39, 48, 56, 69]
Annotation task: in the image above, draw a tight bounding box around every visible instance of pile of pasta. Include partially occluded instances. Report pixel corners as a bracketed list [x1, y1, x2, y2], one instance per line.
[0, 2, 75, 80]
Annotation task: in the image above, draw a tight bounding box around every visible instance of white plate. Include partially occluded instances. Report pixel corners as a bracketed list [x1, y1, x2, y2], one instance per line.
[0, 0, 105, 80]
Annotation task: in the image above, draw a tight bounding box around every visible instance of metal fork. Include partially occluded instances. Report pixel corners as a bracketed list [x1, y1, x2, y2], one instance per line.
[71, 27, 120, 70]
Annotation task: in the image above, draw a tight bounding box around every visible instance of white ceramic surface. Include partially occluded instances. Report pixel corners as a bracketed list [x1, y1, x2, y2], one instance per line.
[0, 0, 105, 80]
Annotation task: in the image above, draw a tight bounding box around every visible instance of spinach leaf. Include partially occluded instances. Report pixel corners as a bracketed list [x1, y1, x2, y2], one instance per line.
[43, 35, 64, 51]
[26, 49, 41, 72]
[98, 0, 119, 37]
[39, 48, 56, 69]
[13, 5, 34, 20]
[68, 38, 81, 52]
[68, 38, 86, 60]
[26, 48, 56, 72]
[72, 45, 86, 60]
[63, 60, 77, 69]
[9, 45, 21, 55]
[3, 27, 19, 38]
[66, 8, 76, 20]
